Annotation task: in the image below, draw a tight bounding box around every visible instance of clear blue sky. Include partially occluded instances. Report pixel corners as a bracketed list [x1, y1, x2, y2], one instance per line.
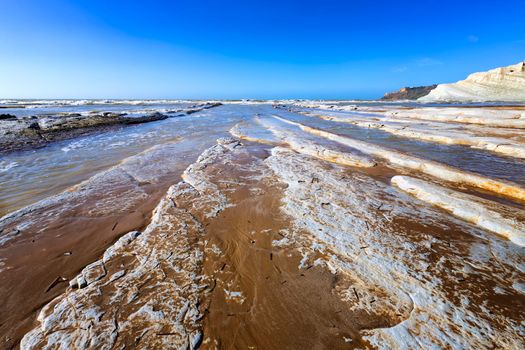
[1, 0, 524, 99]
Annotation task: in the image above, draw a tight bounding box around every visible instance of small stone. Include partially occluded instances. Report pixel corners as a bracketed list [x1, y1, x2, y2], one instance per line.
[0, 114, 17, 120]
[68, 277, 78, 288]
[82, 261, 106, 285]
[27, 122, 40, 130]
[77, 275, 87, 288]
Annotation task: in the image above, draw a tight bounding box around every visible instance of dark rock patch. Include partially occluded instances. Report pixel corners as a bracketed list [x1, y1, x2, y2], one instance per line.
[380, 85, 437, 101]
[0, 114, 17, 121]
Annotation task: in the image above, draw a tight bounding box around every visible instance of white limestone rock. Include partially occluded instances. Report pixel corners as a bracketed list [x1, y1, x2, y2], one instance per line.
[392, 175, 525, 246]
[256, 116, 377, 168]
[271, 115, 525, 202]
[419, 61, 525, 102]
[20, 139, 246, 350]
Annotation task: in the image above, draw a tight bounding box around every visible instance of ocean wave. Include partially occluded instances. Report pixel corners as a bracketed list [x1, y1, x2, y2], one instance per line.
[61, 139, 89, 153]
[0, 161, 18, 173]
[0, 99, 206, 107]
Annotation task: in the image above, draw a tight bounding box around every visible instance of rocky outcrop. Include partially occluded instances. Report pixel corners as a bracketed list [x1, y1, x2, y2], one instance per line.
[0, 112, 166, 154]
[12, 126, 525, 349]
[384, 107, 525, 128]
[312, 112, 525, 159]
[265, 147, 525, 349]
[19, 138, 240, 350]
[380, 85, 437, 101]
[0, 103, 222, 154]
[21, 184, 206, 350]
[254, 116, 377, 168]
[419, 61, 525, 102]
[0, 114, 17, 120]
[270, 115, 525, 202]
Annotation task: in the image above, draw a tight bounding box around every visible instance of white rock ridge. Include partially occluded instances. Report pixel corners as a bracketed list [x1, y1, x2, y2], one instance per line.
[21, 184, 205, 350]
[392, 175, 525, 247]
[271, 115, 525, 202]
[312, 113, 525, 159]
[19, 138, 243, 350]
[419, 61, 525, 102]
[254, 117, 377, 168]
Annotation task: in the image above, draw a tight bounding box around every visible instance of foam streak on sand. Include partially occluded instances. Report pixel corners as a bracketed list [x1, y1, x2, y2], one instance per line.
[0, 161, 18, 173]
[271, 115, 525, 202]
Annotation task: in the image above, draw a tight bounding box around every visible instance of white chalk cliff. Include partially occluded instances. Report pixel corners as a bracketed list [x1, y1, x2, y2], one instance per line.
[419, 61, 525, 102]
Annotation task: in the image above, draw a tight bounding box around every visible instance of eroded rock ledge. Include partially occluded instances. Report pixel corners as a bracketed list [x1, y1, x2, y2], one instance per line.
[0, 102, 221, 154]
[22, 184, 206, 349]
[419, 61, 525, 102]
[380, 85, 437, 101]
[20, 138, 238, 350]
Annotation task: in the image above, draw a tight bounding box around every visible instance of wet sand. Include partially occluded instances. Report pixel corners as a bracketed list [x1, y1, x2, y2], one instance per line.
[197, 146, 377, 349]
[0, 170, 177, 348]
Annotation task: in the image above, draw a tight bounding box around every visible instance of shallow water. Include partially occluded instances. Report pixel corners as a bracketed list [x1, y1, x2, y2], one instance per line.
[278, 107, 525, 186]
[0, 100, 197, 118]
[0, 104, 276, 216]
[2, 102, 525, 217]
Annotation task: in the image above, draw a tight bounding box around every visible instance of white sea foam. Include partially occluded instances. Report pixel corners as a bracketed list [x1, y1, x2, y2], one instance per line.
[60, 137, 93, 152]
[0, 161, 18, 172]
